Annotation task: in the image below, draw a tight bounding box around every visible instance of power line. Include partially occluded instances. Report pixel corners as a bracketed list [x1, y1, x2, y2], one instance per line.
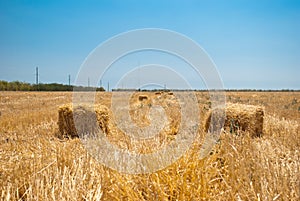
[35, 67, 39, 90]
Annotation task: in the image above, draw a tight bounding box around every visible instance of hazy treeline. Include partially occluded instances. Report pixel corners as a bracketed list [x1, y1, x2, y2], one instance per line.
[0, 80, 298, 92]
[0, 80, 105, 91]
[112, 88, 299, 92]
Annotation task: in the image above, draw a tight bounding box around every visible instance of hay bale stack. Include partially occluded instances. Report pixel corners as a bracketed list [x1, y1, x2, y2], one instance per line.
[205, 103, 264, 137]
[58, 104, 111, 138]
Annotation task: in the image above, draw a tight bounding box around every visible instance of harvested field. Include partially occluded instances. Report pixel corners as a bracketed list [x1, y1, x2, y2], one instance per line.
[58, 92, 181, 153]
[0, 91, 299, 200]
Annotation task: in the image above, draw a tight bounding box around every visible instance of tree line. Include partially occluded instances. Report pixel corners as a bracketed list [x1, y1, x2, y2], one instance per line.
[0, 80, 298, 92]
[0, 80, 105, 91]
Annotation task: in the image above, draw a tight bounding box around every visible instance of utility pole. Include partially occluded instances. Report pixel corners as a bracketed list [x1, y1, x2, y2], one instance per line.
[88, 77, 90, 87]
[68, 74, 71, 86]
[35, 67, 39, 90]
[107, 82, 110, 92]
[138, 61, 141, 88]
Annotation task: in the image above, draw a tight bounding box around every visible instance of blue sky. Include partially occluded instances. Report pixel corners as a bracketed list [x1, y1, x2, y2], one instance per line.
[0, 0, 299, 89]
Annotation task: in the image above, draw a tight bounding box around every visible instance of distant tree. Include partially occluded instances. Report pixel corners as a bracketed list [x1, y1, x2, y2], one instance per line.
[96, 86, 105, 91]
[0, 80, 8, 90]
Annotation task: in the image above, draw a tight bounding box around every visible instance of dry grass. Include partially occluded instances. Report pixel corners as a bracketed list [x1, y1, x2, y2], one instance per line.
[0, 91, 299, 200]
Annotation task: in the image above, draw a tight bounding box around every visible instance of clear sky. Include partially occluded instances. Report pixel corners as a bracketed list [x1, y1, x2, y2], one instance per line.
[0, 0, 299, 89]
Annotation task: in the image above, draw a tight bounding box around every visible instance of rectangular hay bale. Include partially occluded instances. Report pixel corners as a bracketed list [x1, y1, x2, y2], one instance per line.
[57, 104, 110, 138]
[58, 104, 77, 138]
[205, 103, 264, 137]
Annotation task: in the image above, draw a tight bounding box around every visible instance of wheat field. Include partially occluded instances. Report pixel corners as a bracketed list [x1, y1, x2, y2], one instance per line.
[0, 91, 299, 200]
